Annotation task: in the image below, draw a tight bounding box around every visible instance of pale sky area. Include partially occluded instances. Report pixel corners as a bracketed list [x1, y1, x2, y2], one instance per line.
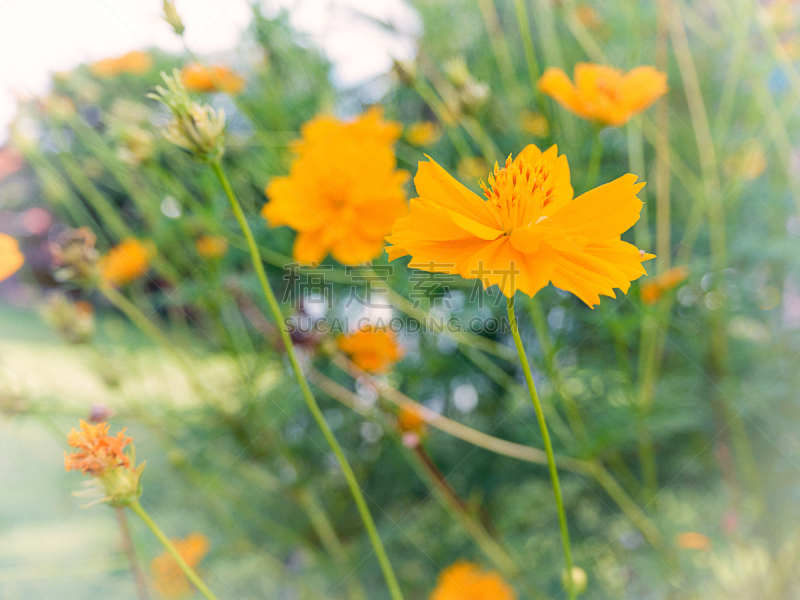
[0, 0, 420, 141]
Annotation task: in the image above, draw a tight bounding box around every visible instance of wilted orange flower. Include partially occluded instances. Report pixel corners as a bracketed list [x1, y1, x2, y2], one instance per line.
[90, 51, 153, 78]
[262, 108, 408, 265]
[64, 420, 132, 475]
[338, 326, 404, 373]
[181, 63, 246, 95]
[99, 239, 154, 286]
[640, 265, 689, 305]
[195, 234, 229, 259]
[151, 533, 211, 599]
[406, 121, 442, 147]
[0, 234, 24, 282]
[538, 63, 667, 127]
[386, 145, 654, 307]
[430, 561, 516, 600]
[675, 531, 712, 551]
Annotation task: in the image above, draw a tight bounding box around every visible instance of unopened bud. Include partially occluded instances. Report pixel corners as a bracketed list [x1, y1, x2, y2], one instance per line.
[561, 566, 588, 595]
[163, 0, 185, 35]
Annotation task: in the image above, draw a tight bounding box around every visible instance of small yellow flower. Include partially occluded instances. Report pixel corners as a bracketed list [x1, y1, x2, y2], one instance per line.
[538, 63, 668, 127]
[574, 4, 603, 30]
[724, 139, 767, 181]
[0, 234, 24, 282]
[195, 234, 229, 259]
[386, 145, 654, 307]
[181, 63, 246, 95]
[519, 110, 550, 137]
[338, 326, 404, 374]
[640, 265, 689, 305]
[675, 531, 712, 551]
[457, 157, 489, 181]
[151, 533, 211, 599]
[405, 121, 442, 147]
[99, 239, 154, 286]
[90, 51, 153, 78]
[263, 108, 408, 265]
[430, 561, 516, 600]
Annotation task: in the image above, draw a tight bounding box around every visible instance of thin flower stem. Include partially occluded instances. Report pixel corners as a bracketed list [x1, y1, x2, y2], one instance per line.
[115, 507, 150, 600]
[513, 0, 548, 115]
[128, 500, 221, 600]
[209, 160, 404, 600]
[506, 296, 576, 600]
[584, 133, 603, 192]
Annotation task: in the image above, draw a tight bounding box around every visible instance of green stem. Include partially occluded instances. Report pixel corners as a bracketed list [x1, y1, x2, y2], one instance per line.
[584, 132, 603, 192]
[514, 0, 548, 116]
[209, 161, 404, 600]
[506, 296, 576, 599]
[128, 500, 220, 600]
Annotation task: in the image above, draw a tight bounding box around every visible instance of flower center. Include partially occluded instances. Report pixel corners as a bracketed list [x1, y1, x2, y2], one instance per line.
[480, 154, 556, 234]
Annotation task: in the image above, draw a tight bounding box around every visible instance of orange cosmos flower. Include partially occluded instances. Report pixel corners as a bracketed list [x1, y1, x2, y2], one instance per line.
[90, 51, 153, 78]
[640, 265, 689, 304]
[195, 234, 229, 259]
[262, 108, 408, 265]
[151, 533, 211, 599]
[538, 63, 667, 127]
[0, 234, 24, 281]
[675, 531, 712, 551]
[338, 326, 404, 374]
[430, 561, 516, 600]
[386, 145, 654, 307]
[99, 239, 154, 286]
[64, 420, 132, 475]
[181, 63, 246, 95]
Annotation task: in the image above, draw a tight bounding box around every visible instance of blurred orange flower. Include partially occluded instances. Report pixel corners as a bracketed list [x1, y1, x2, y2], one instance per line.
[430, 561, 516, 600]
[263, 108, 408, 265]
[675, 531, 712, 551]
[90, 51, 153, 78]
[195, 234, 229, 259]
[386, 145, 654, 307]
[640, 265, 689, 305]
[99, 239, 154, 286]
[338, 326, 404, 374]
[181, 63, 246, 95]
[64, 420, 132, 475]
[0, 234, 24, 282]
[151, 533, 211, 599]
[397, 406, 426, 434]
[538, 63, 667, 127]
[405, 121, 442, 147]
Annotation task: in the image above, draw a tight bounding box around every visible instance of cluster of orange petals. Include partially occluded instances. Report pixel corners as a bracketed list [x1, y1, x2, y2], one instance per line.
[64, 420, 132, 475]
[262, 108, 408, 265]
[386, 144, 654, 307]
[640, 265, 689, 304]
[99, 238, 154, 286]
[338, 326, 405, 374]
[0, 234, 24, 282]
[397, 406, 426, 434]
[430, 561, 516, 600]
[538, 63, 668, 126]
[90, 51, 153, 78]
[181, 63, 246, 95]
[151, 533, 211, 599]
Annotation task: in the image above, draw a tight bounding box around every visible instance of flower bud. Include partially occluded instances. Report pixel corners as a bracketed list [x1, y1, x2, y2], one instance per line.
[50, 227, 99, 285]
[162, 0, 185, 36]
[562, 566, 588, 595]
[149, 70, 226, 162]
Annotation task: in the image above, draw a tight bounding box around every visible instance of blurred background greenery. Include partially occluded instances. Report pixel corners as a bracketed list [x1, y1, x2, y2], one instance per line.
[2, 0, 800, 598]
